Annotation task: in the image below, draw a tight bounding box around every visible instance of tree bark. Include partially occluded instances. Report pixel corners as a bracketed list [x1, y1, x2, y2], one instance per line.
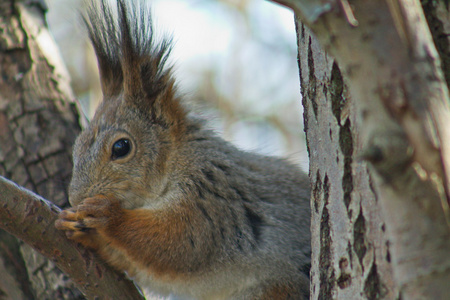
[0, 0, 83, 298]
[297, 24, 400, 299]
[0, 0, 141, 299]
[0, 1, 146, 299]
[0, 176, 146, 299]
[289, 0, 450, 299]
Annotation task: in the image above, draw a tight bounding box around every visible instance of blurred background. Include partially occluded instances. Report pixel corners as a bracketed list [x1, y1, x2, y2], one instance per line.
[46, 0, 308, 170]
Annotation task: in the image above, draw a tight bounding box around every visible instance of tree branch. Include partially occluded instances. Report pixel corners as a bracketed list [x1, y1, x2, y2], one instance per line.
[0, 176, 145, 300]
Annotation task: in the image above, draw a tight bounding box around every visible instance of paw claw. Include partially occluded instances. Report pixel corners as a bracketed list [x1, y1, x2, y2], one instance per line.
[55, 196, 121, 236]
[74, 222, 85, 229]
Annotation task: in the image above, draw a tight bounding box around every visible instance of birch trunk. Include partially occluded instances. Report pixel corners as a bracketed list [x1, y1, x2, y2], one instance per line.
[290, 0, 450, 298]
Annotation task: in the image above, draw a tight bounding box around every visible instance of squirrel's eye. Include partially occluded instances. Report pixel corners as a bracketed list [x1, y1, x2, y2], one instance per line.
[111, 138, 131, 160]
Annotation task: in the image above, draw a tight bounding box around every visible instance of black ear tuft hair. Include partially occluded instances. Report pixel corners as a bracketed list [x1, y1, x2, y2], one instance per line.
[83, 0, 172, 101]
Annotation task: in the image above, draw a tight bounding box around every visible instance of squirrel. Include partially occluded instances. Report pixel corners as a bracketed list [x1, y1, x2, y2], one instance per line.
[55, 1, 311, 299]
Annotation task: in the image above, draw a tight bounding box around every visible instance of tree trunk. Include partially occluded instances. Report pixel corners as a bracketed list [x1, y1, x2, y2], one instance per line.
[292, 0, 450, 299]
[0, 0, 82, 298]
[297, 24, 400, 299]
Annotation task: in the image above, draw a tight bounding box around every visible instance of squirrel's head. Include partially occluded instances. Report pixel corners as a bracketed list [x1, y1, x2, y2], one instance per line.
[69, 0, 186, 209]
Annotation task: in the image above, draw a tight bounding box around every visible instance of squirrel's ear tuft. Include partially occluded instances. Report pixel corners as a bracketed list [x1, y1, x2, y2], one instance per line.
[84, 1, 183, 128]
[114, 0, 173, 102]
[83, 0, 123, 97]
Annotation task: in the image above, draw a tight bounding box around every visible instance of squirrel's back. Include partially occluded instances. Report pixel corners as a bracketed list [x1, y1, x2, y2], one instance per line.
[133, 123, 311, 298]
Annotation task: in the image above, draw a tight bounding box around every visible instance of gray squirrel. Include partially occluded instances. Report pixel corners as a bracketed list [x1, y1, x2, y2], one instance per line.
[55, 1, 311, 299]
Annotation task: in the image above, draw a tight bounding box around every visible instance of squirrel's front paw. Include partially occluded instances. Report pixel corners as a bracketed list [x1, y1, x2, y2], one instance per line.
[55, 196, 122, 244]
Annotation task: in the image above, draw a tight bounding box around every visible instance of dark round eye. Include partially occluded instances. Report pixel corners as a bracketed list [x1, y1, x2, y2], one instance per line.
[111, 138, 131, 160]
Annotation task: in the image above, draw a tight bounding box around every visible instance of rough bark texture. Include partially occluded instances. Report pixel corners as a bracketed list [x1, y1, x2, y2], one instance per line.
[0, 2, 151, 299]
[291, 0, 450, 299]
[297, 24, 399, 299]
[0, 176, 146, 299]
[0, 0, 83, 298]
[422, 0, 450, 88]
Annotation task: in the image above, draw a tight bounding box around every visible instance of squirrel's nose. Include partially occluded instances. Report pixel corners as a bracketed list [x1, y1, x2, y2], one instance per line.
[68, 190, 83, 207]
[68, 179, 90, 207]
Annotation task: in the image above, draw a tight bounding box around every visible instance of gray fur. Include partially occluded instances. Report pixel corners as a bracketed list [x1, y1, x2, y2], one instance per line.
[68, 1, 311, 299]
